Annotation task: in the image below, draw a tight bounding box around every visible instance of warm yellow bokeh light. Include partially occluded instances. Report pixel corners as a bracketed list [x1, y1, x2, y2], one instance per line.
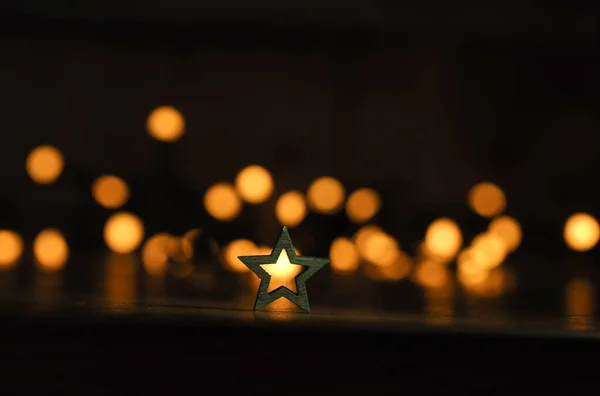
[488, 216, 522, 252]
[223, 239, 256, 273]
[255, 245, 273, 256]
[468, 182, 506, 218]
[330, 237, 360, 275]
[260, 250, 304, 293]
[275, 191, 307, 228]
[0, 230, 23, 269]
[359, 230, 399, 267]
[141, 233, 173, 277]
[307, 176, 345, 214]
[564, 213, 600, 252]
[457, 249, 489, 287]
[346, 188, 381, 224]
[104, 212, 145, 254]
[26, 145, 64, 184]
[413, 260, 449, 289]
[470, 232, 508, 269]
[424, 218, 462, 261]
[34, 229, 69, 271]
[92, 175, 130, 209]
[147, 106, 185, 142]
[204, 182, 242, 221]
[235, 165, 274, 204]
[365, 251, 413, 282]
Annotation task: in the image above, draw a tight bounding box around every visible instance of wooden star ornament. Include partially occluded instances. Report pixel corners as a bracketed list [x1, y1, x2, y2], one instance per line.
[238, 227, 329, 313]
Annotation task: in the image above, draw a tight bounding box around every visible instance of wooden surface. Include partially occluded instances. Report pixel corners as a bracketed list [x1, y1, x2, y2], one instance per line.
[0, 301, 600, 394]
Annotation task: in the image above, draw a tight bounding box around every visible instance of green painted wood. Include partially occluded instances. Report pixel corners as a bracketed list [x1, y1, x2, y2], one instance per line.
[238, 226, 329, 313]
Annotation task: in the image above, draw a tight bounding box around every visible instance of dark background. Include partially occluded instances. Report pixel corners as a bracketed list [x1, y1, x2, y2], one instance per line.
[0, 0, 599, 323]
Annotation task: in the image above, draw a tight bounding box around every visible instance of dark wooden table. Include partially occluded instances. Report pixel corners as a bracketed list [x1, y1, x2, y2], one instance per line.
[1, 300, 599, 395]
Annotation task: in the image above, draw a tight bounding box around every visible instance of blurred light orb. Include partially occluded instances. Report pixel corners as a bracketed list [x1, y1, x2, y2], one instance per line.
[147, 106, 185, 142]
[413, 260, 449, 289]
[142, 233, 173, 277]
[564, 213, 600, 252]
[26, 145, 64, 184]
[34, 229, 69, 271]
[0, 230, 23, 269]
[275, 191, 307, 228]
[307, 176, 345, 214]
[255, 245, 273, 256]
[457, 249, 489, 286]
[360, 230, 399, 267]
[235, 165, 274, 204]
[354, 225, 383, 253]
[346, 188, 381, 224]
[104, 212, 145, 254]
[470, 232, 508, 269]
[204, 182, 242, 221]
[366, 251, 413, 282]
[488, 216, 522, 252]
[468, 182, 506, 218]
[424, 218, 462, 261]
[222, 239, 256, 273]
[92, 175, 130, 209]
[330, 237, 360, 275]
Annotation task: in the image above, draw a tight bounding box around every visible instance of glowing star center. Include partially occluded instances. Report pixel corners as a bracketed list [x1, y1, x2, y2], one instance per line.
[260, 249, 304, 294]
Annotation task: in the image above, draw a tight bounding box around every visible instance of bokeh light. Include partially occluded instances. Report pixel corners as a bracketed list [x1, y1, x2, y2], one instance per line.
[364, 251, 412, 282]
[358, 229, 399, 267]
[34, 229, 69, 271]
[346, 188, 381, 223]
[141, 233, 173, 277]
[0, 230, 23, 269]
[26, 145, 64, 184]
[307, 176, 345, 214]
[234, 165, 274, 204]
[147, 106, 185, 142]
[564, 213, 600, 252]
[275, 191, 307, 227]
[463, 267, 510, 298]
[92, 175, 130, 209]
[104, 212, 145, 254]
[457, 249, 489, 287]
[222, 239, 256, 273]
[470, 232, 508, 269]
[468, 182, 506, 218]
[413, 260, 449, 289]
[424, 218, 462, 261]
[255, 246, 273, 255]
[329, 237, 360, 275]
[488, 216, 522, 252]
[204, 182, 242, 221]
[354, 225, 383, 251]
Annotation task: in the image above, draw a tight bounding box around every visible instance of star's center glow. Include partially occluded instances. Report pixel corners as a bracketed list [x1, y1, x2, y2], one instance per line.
[260, 250, 304, 293]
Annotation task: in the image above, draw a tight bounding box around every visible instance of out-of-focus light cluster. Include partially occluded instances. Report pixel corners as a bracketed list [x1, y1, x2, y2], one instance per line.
[26, 145, 64, 185]
[92, 175, 130, 209]
[147, 106, 185, 142]
[0, 230, 23, 269]
[33, 228, 69, 272]
[104, 212, 145, 254]
[12, 105, 600, 317]
[468, 182, 506, 218]
[564, 213, 600, 252]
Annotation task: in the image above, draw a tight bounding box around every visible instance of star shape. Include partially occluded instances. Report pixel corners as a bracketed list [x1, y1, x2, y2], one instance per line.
[238, 226, 329, 312]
